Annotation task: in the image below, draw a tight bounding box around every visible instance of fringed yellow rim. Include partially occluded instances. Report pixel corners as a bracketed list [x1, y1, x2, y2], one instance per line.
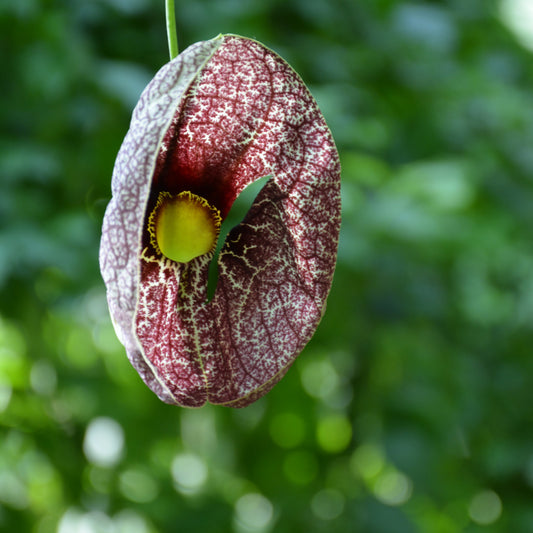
[147, 191, 221, 263]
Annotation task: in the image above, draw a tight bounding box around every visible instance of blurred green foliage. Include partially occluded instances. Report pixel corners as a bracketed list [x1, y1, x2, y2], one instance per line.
[2, 0, 533, 532]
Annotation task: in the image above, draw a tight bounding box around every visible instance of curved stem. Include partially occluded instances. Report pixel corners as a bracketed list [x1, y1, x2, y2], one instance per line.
[165, 0, 179, 59]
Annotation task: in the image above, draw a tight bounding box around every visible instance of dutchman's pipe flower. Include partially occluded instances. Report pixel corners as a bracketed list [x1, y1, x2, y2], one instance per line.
[100, 35, 341, 407]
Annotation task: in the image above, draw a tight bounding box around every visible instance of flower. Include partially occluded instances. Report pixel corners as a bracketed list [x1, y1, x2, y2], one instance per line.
[100, 35, 341, 407]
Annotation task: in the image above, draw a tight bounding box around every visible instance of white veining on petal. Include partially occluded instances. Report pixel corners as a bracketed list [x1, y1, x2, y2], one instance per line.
[101, 35, 341, 407]
[100, 36, 224, 403]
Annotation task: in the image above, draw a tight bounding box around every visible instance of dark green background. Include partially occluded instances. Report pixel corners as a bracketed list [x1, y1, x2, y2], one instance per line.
[2, 0, 533, 531]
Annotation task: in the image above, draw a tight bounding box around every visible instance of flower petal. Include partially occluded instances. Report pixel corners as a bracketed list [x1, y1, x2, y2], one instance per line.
[100, 35, 341, 407]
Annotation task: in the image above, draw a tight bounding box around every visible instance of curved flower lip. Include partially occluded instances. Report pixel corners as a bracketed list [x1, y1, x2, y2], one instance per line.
[100, 34, 341, 407]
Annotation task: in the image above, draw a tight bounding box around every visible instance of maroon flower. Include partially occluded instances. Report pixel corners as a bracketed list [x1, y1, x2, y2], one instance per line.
[99, 35, 341, 407]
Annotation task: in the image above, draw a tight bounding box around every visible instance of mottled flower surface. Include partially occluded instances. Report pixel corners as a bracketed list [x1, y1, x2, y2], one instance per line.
[100, 35, 341, 407]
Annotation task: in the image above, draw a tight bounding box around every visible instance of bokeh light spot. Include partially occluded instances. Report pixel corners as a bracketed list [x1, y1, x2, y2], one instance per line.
[119, 469, 158, 503]
[83, 417, 125, 468]
[0, 383, 12, 412]
[311, 488, 345, 520]
[468, 490, 502, 525]
[234, 493, 274, 532]
[350, 443, 385, 481]
[60, 507, 150, 533]
[58, 509, 114, 533]
[171, 453, 208, 494]
[30, 360, 57, 396]
[300, 358, 339, 399]
[114, 509, 151, 533]
[0, 470, 29, 509]
[372, 469, 413, 506]
[0, 317, 27, 390]
[500, 0, 533, 51]
[316, 414, 352, 453]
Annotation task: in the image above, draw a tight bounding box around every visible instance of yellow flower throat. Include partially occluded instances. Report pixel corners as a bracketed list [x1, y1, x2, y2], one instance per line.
[148, 191, 221, 263]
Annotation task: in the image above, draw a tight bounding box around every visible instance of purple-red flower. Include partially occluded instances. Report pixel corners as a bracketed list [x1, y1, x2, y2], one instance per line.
[100, 35, 341, 407]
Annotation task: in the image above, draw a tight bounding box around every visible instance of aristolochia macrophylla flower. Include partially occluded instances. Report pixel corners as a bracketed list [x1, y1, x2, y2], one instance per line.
[100, 34, 341, 407]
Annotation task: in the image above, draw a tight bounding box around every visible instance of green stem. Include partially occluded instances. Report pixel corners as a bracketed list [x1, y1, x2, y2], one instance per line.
[165, 0, 179, 59]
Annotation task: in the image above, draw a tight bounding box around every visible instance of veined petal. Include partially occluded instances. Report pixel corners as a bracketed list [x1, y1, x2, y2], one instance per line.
[100, 35, 341, 407]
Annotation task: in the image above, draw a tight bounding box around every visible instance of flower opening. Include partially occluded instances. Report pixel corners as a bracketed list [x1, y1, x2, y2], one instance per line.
[148, 191, 221, 263]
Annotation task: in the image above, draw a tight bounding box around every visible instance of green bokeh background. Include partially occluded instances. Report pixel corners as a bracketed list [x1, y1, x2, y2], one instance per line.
[2, 0, 533, 531]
